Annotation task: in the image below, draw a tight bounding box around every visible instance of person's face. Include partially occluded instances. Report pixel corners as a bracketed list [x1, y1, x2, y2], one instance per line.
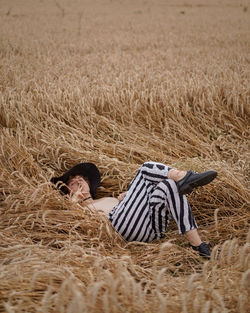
[67, 175, 90, 198]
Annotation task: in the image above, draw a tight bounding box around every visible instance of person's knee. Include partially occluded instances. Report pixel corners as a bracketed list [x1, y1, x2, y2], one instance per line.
[141, 161, 154, 169]
[160, 179, 179, 194]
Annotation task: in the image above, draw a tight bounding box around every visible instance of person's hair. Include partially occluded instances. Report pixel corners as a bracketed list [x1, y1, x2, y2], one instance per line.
[66, 175, 90, 188]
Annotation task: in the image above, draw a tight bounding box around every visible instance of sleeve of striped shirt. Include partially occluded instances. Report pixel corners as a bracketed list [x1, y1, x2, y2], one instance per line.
[140, 161, 171, 183]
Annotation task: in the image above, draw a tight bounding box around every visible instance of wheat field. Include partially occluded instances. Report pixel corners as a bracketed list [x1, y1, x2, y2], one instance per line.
[0, 0, 249, 312]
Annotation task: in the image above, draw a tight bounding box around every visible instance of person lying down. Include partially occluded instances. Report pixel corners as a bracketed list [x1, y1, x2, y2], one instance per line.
[51, 161, 217, 258]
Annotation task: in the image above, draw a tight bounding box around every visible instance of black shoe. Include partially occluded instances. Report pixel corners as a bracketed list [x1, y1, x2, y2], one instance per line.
[191, 242, 211, 259]
[177, 170, 217, 195]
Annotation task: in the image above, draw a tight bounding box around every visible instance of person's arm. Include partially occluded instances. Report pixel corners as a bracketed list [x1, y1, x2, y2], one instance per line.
[117, 192, 126, 201]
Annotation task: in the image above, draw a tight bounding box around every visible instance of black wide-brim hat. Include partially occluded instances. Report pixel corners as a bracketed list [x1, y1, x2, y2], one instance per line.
[51, 162, 101, 197]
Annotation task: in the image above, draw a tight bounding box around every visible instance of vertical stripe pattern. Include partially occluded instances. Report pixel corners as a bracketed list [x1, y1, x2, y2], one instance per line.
[108, 162, 198, 242]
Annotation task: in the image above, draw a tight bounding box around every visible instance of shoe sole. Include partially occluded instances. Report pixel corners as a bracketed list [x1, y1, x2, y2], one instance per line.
[179, 171, 217, 195]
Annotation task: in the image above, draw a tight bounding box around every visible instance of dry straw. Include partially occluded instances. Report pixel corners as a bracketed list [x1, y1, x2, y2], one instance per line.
[0, 0, 249, 312]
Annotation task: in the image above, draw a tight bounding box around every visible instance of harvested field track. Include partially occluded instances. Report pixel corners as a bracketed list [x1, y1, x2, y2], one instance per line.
[0, 0, 249, 312]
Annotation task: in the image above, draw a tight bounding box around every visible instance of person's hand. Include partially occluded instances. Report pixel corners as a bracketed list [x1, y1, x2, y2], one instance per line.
[117, 192, 126, 202]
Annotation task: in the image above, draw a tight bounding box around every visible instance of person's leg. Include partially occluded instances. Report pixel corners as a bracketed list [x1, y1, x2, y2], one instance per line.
[168, 169, 187, 181]
[185, 229, 202, 246]
[149, 179, 198, 238]
[109, 162, 214, 254]
[149, 179, 210, 258]
[129, 162, 217, 195]
[108, 162, 171, 242]
[109, 162, 178, 242]
[169, 168, 217, 195]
